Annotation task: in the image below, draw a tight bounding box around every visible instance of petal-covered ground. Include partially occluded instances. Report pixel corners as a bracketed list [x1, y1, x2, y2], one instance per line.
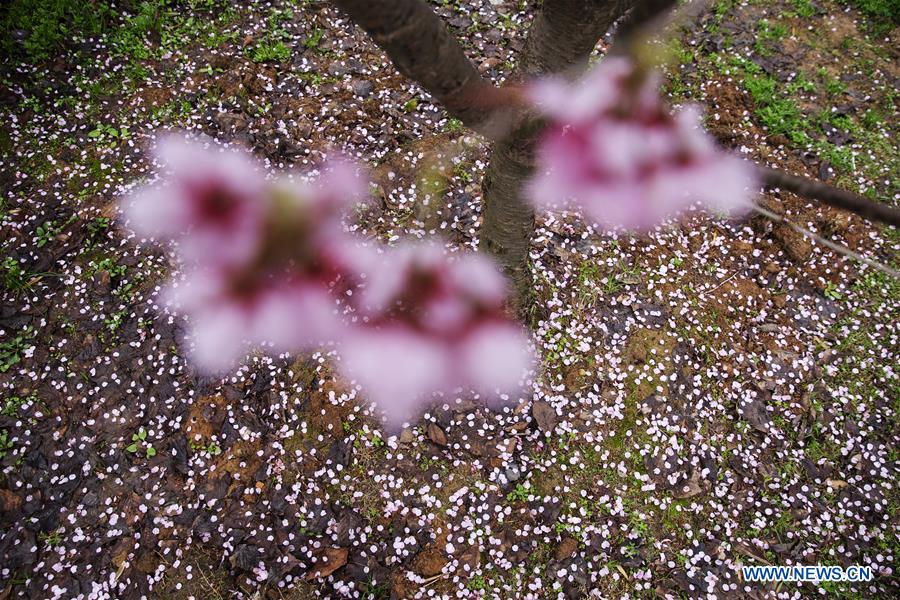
[0, 1, 897, 598]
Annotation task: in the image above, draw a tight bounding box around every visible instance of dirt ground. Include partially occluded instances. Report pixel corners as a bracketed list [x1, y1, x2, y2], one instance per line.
[0, 0, 897, 598]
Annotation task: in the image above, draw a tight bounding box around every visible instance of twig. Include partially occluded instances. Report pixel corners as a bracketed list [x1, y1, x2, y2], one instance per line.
[758, 166, 900, 228]
[752, 204, 900, 278]
[699, 268, 744, 299]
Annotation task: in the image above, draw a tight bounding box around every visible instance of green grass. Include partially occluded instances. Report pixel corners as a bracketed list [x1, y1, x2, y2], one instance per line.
[790, 0, 818, 16]
[0, 0, 112, 61]
[249, 40, 291, 63]
[2, 0, 238, 66]
[754, 19, 788, 56]
[248, 7, 294, 63]
[842, 0, 900, 25]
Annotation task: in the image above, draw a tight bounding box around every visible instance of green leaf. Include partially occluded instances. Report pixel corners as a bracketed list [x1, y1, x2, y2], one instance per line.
[137, 429, 147, 440]
[126, 443, 138, 453]
[145, 446, 156, 457]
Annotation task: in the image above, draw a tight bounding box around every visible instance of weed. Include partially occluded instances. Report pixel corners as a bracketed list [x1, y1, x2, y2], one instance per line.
[790, 0, 817, 17]
[0, 0, 112, 61]
[444, 117, 464, 133]
[403, 98, 420, 113]
[823, 283, 844, 301]
[2, 257, 40, 295]
[104, 309, 128, 333]
[0, 328, 33, 372]
[754, 20, 787, 56]
[89, 257, 126, 279]
[304, 27, 324, 51]
[0, 429, 12, 459]
[126, 428, 157, 457]
[250, 40, 291, 63]
[2, 394, 32, 417]
[189, 440, 222, 456]
[35, 221, 56, 248]
[506, 483, 529, 503]
[87, 124, 131, 146]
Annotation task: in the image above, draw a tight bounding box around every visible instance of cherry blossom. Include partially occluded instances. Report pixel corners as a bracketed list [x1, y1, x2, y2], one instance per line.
[124, 136, 367, 372]
[124, 135, 268, 271]
[122, 137, 532, 422]
[341, 243, 535, 427]
[526, 57, 758, 230]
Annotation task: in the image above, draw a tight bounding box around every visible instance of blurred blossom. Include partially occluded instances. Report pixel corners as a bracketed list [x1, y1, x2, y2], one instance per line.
[341, 242, 535, 427]
[125, 136, 364, 372]
[124, 135, 267, 271]
[122, 135, 532, 425]
[526, 57, 758, 231]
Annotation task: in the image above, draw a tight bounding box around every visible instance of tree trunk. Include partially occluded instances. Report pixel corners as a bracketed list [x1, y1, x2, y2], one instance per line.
[331, 0, 512, 137]
[479, 0, 631, 316]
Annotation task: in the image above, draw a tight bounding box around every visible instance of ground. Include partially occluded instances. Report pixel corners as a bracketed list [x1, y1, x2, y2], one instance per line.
[0, 0, 898, 598]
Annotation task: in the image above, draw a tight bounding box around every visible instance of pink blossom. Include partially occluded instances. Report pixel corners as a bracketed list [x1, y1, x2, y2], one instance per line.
[527, 57, 757, 231]
[123, 136, 534, 426]
[340, 243, 534, 427]
[125, 135, 366, 373]
[125, 135, 267, 270]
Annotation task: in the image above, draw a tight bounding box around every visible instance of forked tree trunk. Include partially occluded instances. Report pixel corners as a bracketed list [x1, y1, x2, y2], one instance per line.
[332, 0, 895, 318]
[479, 0, 630, 316]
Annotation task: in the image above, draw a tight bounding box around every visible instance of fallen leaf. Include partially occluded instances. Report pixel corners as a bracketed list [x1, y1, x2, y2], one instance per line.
[305, 547, 348, 580]
[532, 400, 557, 434]
[426, 422, 447, 446]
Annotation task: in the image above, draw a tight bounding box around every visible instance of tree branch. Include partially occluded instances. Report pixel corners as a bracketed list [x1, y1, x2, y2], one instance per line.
[330, 0, 511, 137]
[758, 166, 900, 228]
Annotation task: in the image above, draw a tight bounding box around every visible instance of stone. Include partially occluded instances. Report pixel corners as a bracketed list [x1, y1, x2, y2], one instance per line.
[351, 79, 374, 98]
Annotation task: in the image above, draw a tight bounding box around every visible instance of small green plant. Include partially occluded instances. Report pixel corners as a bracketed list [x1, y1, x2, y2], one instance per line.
[89, 257, 126, 279]
[250, 40, 291, 63]
[790, 0, 817, 17]
[453, 162, 473, 183]
[304, 27, 324, 51]
[86, 216, 111, 237]
[35, 221, 56, 247]
[467, 574, 487, 591]
[38, 529, 62, 547]
[754, 20, 787, 56]
[860, 109, 882, 130]
[0, 429, 13, 459]
[403, 98, 419, 112]
[2, 394, 31, 417]
[87, 123, 131, 145]
[126, 428, 157, 457]
[444, 117, 463, 132]
[0, 0, 113, 62]
[0, 328, 33, 372]
[190, 440, 222, 456]
[824, 283, 844, 301]
[506, 483, 529, 503]
[2, 257, 34, 294]
[249, 7, 295, 63]
[104, 309, 127, 333]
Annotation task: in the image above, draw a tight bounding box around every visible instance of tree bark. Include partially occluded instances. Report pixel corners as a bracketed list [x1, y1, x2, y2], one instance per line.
[479, 0, 631, 316]
[331, 0, 511, 137]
